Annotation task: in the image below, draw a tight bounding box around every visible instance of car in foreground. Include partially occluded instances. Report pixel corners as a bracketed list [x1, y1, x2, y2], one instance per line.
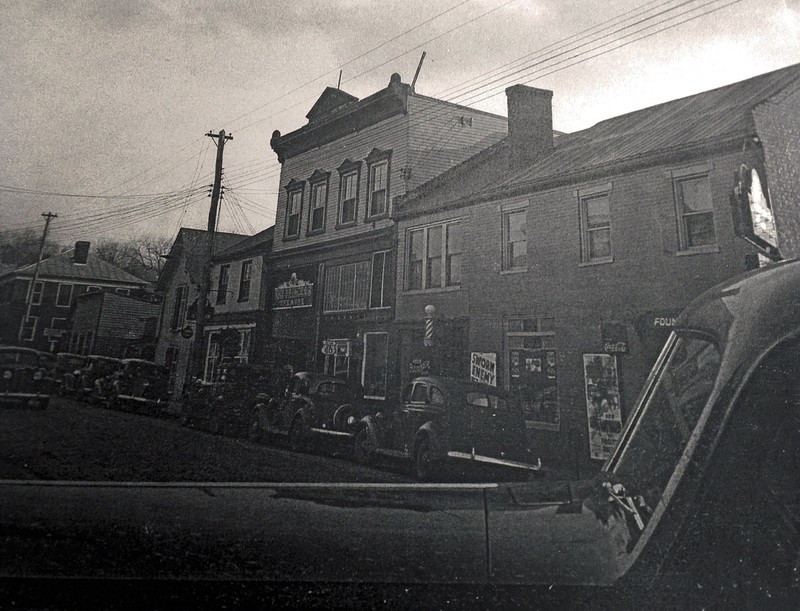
[180, 363, 273, 436]
[250, 371, 367, 450]
[354, 377, 542, 480]
[106, 358, 170, 415]
[0, 346, 55, 409]
[0, 260, 798, 605]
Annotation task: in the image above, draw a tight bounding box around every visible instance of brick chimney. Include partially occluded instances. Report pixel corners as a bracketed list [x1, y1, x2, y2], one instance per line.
[73, 241, 90, 264]
[506, 85, 554, 168]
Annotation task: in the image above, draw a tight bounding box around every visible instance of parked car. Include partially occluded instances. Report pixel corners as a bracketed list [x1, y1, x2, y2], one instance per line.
[354, 376, 542, 480]
[107, 358, 170, 415]
[251, 371, 367, 451]
[0, 346, 55, 409]
[77, 355, 122, 404]
[54, 352, 86, 397]
[180, 363, 273, 436]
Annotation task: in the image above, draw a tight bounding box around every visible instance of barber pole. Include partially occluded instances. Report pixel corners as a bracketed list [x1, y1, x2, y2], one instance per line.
[424, 304, 436, 347]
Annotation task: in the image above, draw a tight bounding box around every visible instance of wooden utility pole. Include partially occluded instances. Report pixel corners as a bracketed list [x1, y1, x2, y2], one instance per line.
[18, 212, 57, 344]
[191, 130, 232, 379]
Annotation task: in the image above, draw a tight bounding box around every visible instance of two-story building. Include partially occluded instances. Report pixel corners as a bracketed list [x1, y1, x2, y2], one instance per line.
[203, 227, 273, 382]
[154, 228, 247, 399]
[394, 63, 800, 471]
[267, 72, 507, 401]
[0, 241, 149, 352]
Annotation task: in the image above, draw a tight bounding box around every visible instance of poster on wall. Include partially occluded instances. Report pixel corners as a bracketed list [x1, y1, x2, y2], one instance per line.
[470, 352, 497, 386]
[509, 349, 560, 431]
[583, 353, 623, 460]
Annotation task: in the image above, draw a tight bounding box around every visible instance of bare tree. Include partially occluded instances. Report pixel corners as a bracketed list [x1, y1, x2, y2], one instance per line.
[95, 235, 172, 281]
[0, 229, 63, 268]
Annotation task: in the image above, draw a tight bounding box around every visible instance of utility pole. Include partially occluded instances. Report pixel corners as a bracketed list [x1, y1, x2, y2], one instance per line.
[18, 212, 58, 344]
[191, 130, 232, 379]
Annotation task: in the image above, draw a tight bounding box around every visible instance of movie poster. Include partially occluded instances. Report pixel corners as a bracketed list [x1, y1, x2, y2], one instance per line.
[583, 353, 623, 460]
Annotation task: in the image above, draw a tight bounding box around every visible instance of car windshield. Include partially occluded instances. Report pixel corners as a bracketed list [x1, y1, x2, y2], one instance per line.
[0, 350, 39, 367]
[611, 332, 721, 507]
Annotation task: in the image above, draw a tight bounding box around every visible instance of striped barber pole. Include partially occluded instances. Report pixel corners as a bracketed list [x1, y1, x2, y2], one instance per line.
[424, 317, 435, 347]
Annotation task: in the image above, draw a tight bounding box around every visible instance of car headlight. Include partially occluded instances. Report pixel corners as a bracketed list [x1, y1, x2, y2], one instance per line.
[34, 370, 43, 381]
[73, 370, 81, 376]
[347, 415, 356, 426]
[3, 370, 11, 379]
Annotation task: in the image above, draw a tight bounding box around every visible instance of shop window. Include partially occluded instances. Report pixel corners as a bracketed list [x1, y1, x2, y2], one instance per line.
[503, 209, 527, 270]
[674, 173, 716, 249]
[506, 316, 559, 431]
[238, 260, 252, 302]
[56, 283, 73, 307]
[369, 251, 392, 309]
[324, 261, 371, 312]
[362, 332, 388, 399]
[216, 264, 230, 305]
[405, 221, 461, 291]
[579, 192, 613, 263]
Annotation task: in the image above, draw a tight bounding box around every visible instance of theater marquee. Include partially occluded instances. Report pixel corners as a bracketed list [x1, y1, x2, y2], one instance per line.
[273, 273, 313, 309]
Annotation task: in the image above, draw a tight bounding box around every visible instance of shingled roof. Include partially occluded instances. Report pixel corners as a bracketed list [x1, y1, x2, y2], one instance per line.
[3, 247, 148, 285]
[397, 62, 800, 217]
[156, 228, 248, 291]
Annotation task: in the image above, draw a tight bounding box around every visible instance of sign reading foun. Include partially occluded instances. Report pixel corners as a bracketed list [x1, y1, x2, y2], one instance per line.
[273, 273, 313, 309]
[470, 352, 497, 386]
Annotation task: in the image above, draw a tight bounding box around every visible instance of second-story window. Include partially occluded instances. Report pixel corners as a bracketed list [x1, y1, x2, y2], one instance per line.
[503, 209, 527, 270]
[337, 159, 360, 227]
[238, 260, 252, 302]
[365, 148, 391, 219]
[308, 174, 328, 234]
[674, 174, 715, 249]
[56, 283, 73, 307]
[324, 261, 371, 312]
[369, 250, 392, 309]
[216, 264, 230, 305]
[406, 222, 462, 291]
[31, 281, 44, 305]
[171, 284, 188, 330]
[579, 192, 612, 263]
[285, 183, 303, 239]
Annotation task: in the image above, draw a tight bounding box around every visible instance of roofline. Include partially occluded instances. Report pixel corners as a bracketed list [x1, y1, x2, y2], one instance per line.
[266, 226, 393, 263]
[409, 91, 508, 122]
[393, 131, 750, 221]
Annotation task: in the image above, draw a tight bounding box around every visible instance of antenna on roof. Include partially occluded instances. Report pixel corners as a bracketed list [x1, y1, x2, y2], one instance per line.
[337, 70, 342, 90]
[411, 51, 426, 93]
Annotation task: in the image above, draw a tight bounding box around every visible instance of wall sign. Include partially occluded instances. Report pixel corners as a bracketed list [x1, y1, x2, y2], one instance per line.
[583, 353, 623, 460]
[601, 322, 628, 353]
[273, 272, 313, 309]
[470, 352, 497, 386]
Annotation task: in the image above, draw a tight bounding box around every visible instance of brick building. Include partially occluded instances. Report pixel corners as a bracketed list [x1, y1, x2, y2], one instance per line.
[267, 72, 507, 401]
[0, 241, 149, 352]
[394, 63, 800, 471]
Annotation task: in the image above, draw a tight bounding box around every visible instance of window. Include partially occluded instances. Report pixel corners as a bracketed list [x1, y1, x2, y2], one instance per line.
[285, 187, 303, 238]
[674, 174, 715, 249]
[115, 288, 130, 296]
[580, 193, 612, 263]
[31, 281, 44, 305]
[367, 161, 388, 218]
[503, 209, 527, 270]
[308, 177, 328, 233]
[21, 316, 37, 341]
[56, 283, 73, 307]
[216, 265, 230, 305]
[362, 332, 388, 399]
[50, 317, 68, 330]
[87, 286, 101, 293]
[405, 222, 462, 291]
[171, 285, 188, 330]
[410, 382, 428, 403]
[324, 261, 371, 312]
[238, 260, 252, 302]
[369, 251, 392, 309]
[337, 159, 360, 226]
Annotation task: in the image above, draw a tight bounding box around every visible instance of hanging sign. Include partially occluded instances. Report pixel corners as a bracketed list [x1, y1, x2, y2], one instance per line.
[274, 272, 313, 309]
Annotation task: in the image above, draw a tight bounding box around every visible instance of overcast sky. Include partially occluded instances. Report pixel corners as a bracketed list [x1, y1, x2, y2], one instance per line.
[1, 0, 798, 246]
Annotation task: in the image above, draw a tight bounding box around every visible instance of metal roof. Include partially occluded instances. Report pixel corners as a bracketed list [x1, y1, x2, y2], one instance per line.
[4, 249, 148, 285]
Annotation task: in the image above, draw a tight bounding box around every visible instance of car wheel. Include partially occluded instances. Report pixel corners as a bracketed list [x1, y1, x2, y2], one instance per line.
[354, 426, 375, 465]
[288, 418, 308, 453]
[413, 437, 438, 481]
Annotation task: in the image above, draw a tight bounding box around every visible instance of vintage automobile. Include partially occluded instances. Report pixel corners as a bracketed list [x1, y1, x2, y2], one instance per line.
[180, 363, 273, 436]
[250, 371, 367, 450]
[0, 346, 55, 409]
[0, 260, 798, 606]
[106, 358, 170, 415]
[354, 377, 542, 480]
[77, 355, 122, 404]
[54, 352, 87, 397]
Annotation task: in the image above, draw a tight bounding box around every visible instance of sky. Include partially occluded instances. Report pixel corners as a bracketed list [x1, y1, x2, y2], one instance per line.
[1, 0, 798, 247]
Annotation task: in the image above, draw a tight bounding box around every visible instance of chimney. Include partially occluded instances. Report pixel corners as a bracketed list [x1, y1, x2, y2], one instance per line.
[73, 241, 90, 264]
[505, 85, 554, 168]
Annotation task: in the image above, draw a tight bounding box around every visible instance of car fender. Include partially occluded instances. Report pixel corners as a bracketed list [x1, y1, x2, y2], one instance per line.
[332, 403, 358, 432]
[358, 415, 380, 447]
[415, 422, 445, 460]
